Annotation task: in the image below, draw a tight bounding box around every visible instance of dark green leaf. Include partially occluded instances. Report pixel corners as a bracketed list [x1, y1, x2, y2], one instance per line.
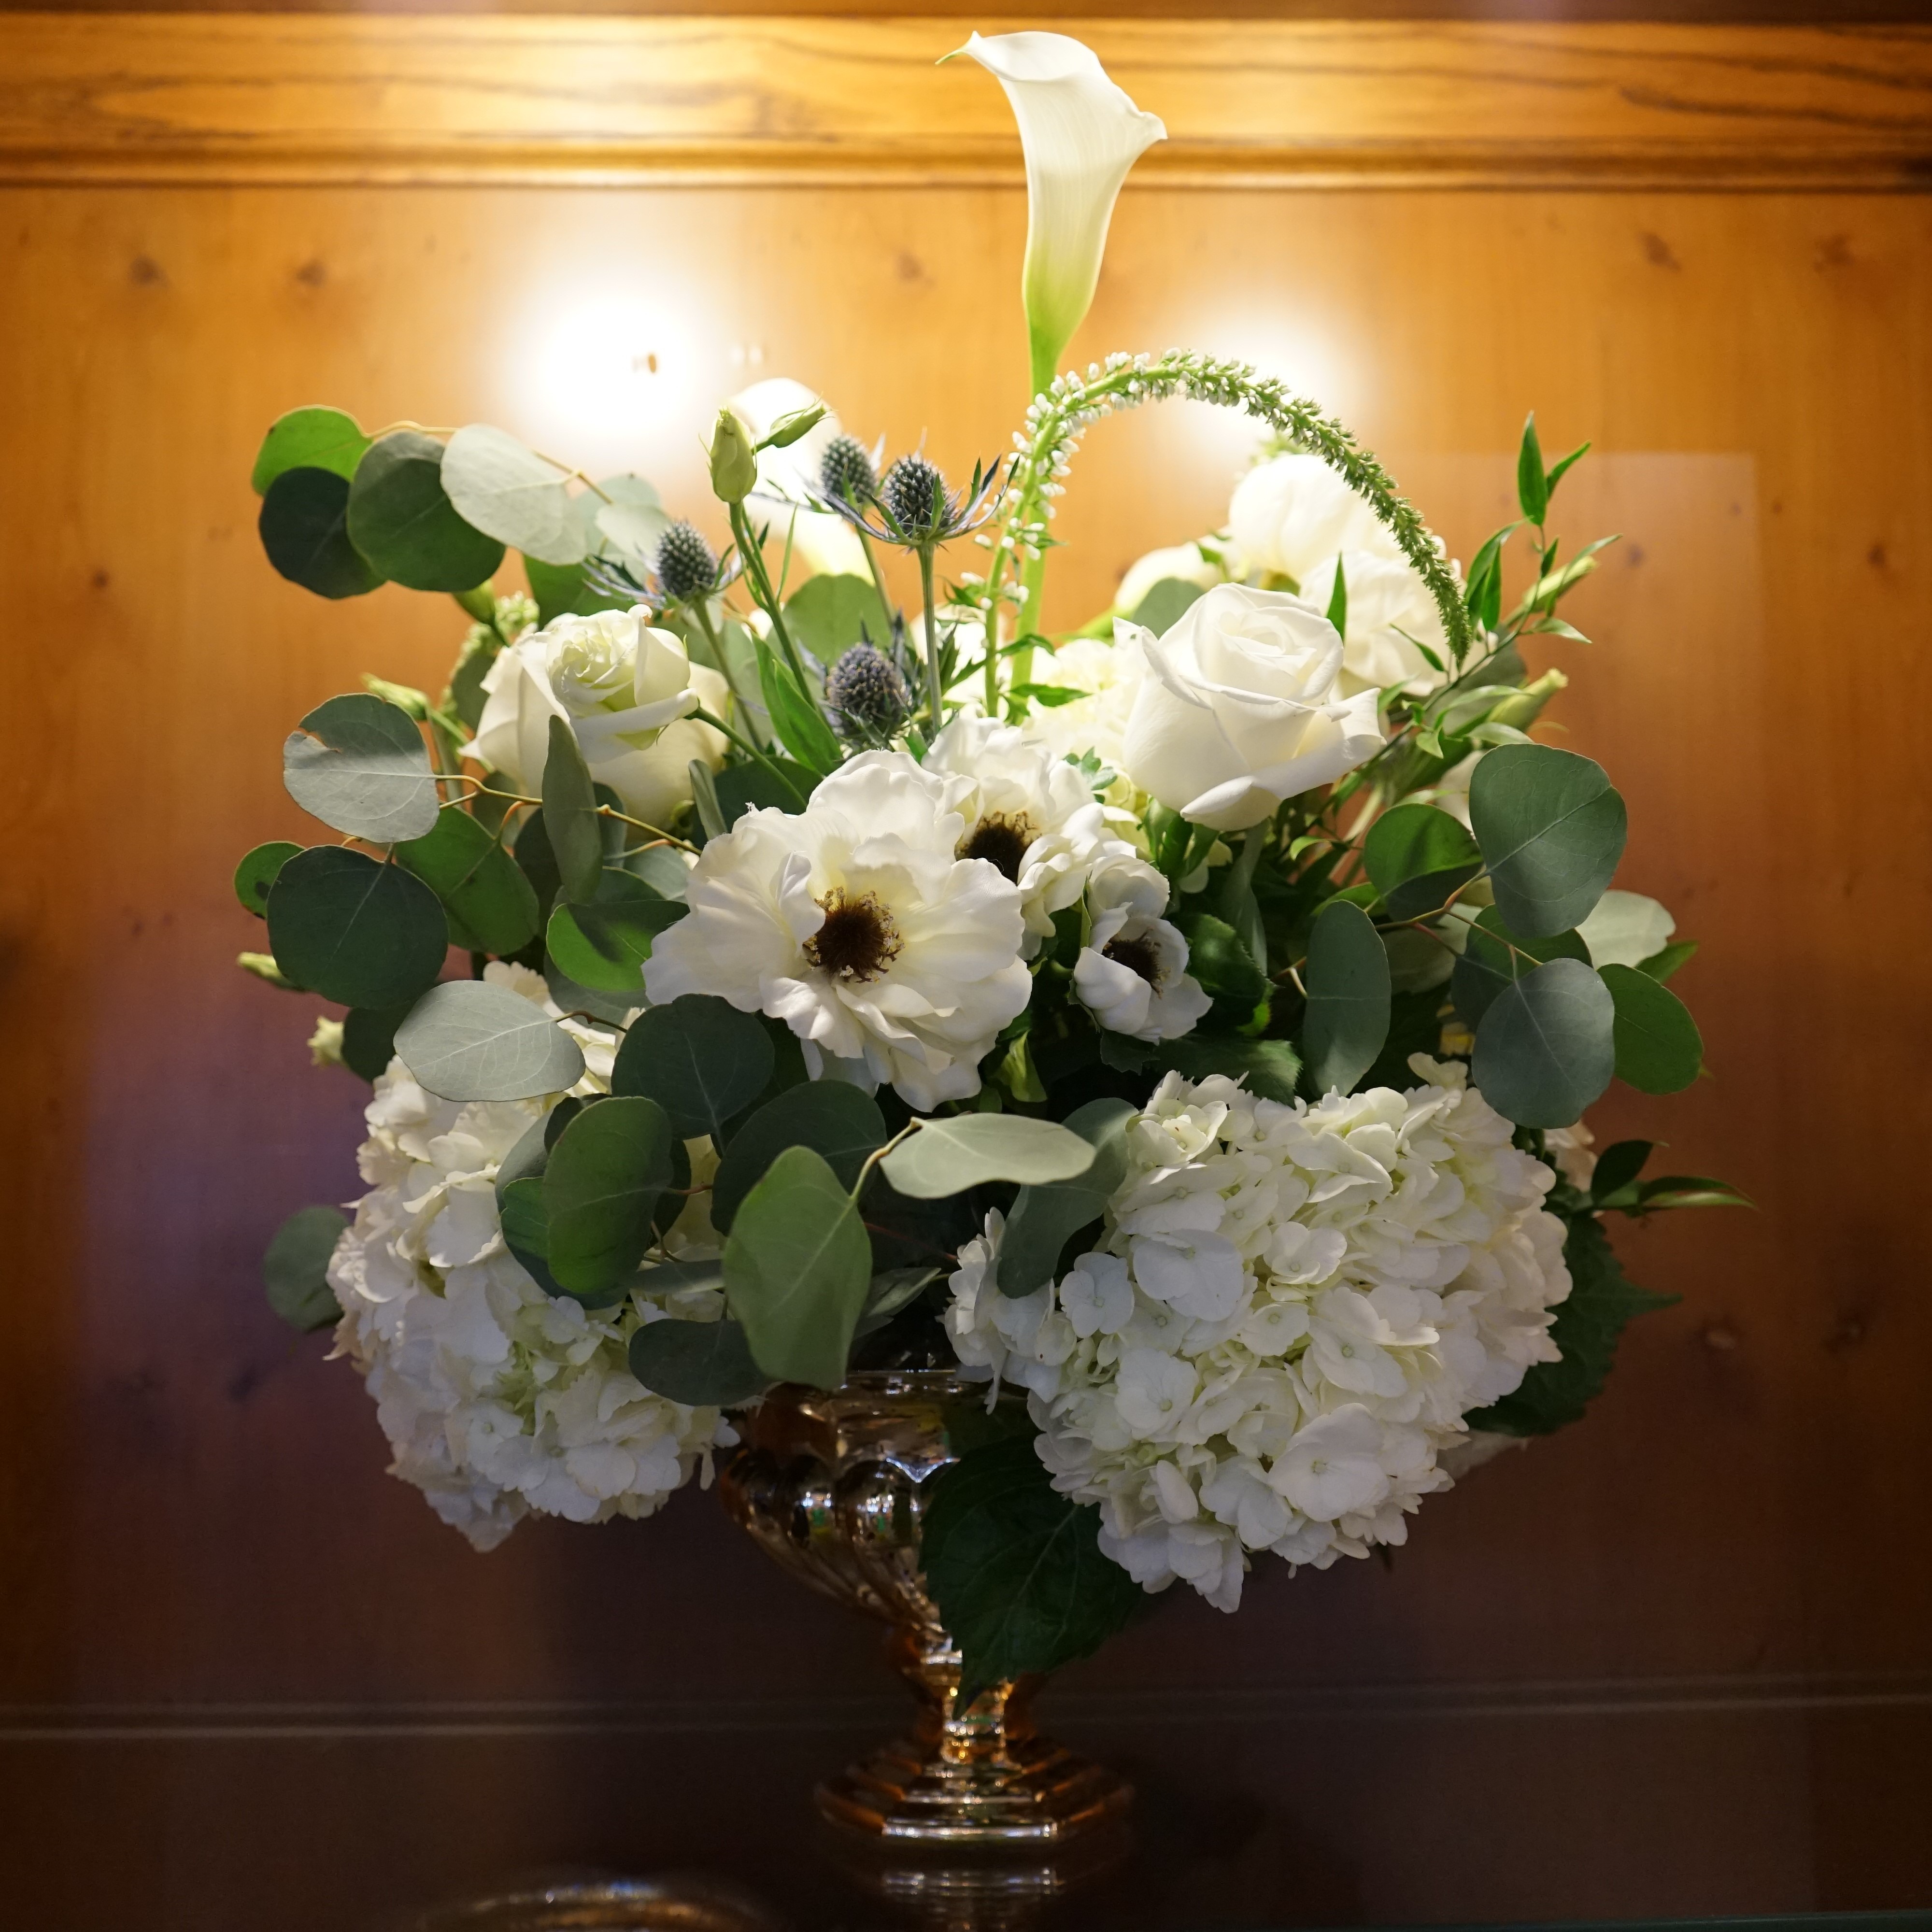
[258, 467, 382, 600]
[514, 810, 562, 925]
[1451, 906, 1590, 1029]
[525, 555, 630, 628]
[687, 759, 726, 842]
[610, 996, 775, 1140]
[540, 715, 603, 905]
[782, 573, 893, 665]
[1128, 576, 1206, 636]
[341, 1003, 411, 1081]
[394, 978, 584, 1102]
[544, 960, 638, 1027]
[265, 847, 447, 1009]
[710, 1082, 886, 1234]
[1158, 1034, 1302, 1104]
[1469, 744, 1627, 939]
[282, 694, 440, 845]
[714, 757, 811, 824]
[921, 1436, 1147, 1706]
[234, 841, 302, 917]
[1302, 899, 1391, 1097]
[1173, 911, 1267, 1014]
[1517, 412, 1550, 524]
[251, 406, 370, 495]
[1589, 1138, 1656, 1205]
[723, 1145, 873, 1387]
[1638, 939, 1698, 983]
[627, 1317, 768, 1407]
[498, 1175, 565, 1296]
[543, 1095, 673, 1299]
[394, 807, 540, 955]
[261, 1205, 348, 1333]
[346, 430, 503, 594]
[881, 1115, 1096, 1200]
[1602, 963, 1704, 1094]
[545, 898, 684, 996]
[1466, 1212, 1674, 1435]
[1471, 956, 1614, 1128]
[1323, 556, 1348, 637]
[1637, 1175, 1753, 1212]
[495, 1116, 550, 1210]
[997, 1098, 1134, 1297]
[1362, 802, 1482, 922]
[754, 638, 841, 777]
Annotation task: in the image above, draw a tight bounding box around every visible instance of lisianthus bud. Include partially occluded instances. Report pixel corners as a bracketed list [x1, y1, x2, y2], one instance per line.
[708, 406, 758, 504]
[825, 643, 912, 739]
[882, 455, 945, 535]
[820, 434, 878, 506]
[654, 521, 719, 603]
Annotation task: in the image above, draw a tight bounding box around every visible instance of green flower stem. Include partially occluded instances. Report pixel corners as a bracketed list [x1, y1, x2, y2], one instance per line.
[856, 528, 895, 628]
[691, 705, 810, 810]
[686, 595, 753, 724]
[917, 542, 943, 731]
[728, 502, 813, 696]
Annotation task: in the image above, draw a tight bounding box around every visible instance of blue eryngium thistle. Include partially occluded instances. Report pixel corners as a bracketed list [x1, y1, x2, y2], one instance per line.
[819, 434, 878, 507]
[882, 455, 945, 535]
[825, 450, 1005, 553]
[825, 642, 912, 740]
[653, 521, 720, 603]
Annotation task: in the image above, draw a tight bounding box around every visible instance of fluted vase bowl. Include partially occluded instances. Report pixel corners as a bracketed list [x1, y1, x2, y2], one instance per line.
[716, 1370, 1131, 1845]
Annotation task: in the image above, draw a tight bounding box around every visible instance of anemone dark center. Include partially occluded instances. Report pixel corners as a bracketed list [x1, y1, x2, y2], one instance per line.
[959, 812, 1033, 883]
[805, 889, 901, 983]
[1104, 935, 1163, 988]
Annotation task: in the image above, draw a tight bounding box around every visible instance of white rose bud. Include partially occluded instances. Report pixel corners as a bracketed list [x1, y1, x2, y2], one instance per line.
[1117, 584, 1384, 833]
[472, 608, 728, 829]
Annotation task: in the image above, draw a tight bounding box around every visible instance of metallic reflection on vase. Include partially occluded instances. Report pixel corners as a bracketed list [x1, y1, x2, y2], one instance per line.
[411, 1874, 788, 1931]
[717, 1371, 1132, 1846]
[823, 1824, 1132, 1932]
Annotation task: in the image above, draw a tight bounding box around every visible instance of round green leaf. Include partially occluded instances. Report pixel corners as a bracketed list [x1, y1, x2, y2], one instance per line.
[251, 406, 369, 495]
[341, 1004, 411, 1082]
[261, 1205, 348, 1333]
[545, 899, 685, 995]
[880, 1114, 1096, 1201]
[593, 477, 670, 568]
[234, 841, 302, 917]
[611, 996, 775, 1140]
[1601, 962, 1704, 1094]
[710, 1082, 886, 1234]
[1302, 898, 1391, 1098]
[266, 847, 448, 1009]
[441, 424, 585, 567]
[283, 693, 441, 844]
[543, 1095, 673, 1298]
[627, 1317, 768, 1407]
[394, 978, 585, 1102]
[395, 808, 540, 957]
[346, 430, 504, 593]
[996, 1098, 1134, 1297]
[1471, 955, 1615, 1128]
[1363, 802, 1482, 922]
[781, 573, 893, 665]
[722, 1145, 872, 1388]
[1469, 743, 1627, 939]
[714, 758, 812, 825]
[1173, 912, 1266, 1013]
[540, 715, 603, 906]
[258, 468, 382, 600]
[1450, 906, 1589, 1030]
[498, 1174, 567, 1297]
[1128, 576, 1207, 637]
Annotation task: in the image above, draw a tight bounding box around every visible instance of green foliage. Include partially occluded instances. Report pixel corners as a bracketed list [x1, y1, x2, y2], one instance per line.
[754, 637, 841, 777]
[525, 556, 630, 628]
[714, 758, 811, 824]
[783, 573, 893, 664]
[1588, 1138, 1657, 1205]
[545, 898, 685, 995]
[251, 407, 370, 494]
[710, 1082, 886, 1234]
[1301, 899, 1390, 1098]
[1468, 744, 1627, 939]
[261, 1205, 348, 1332]
[921, 1436, 1147, 1705]
[611, 995, 776, 1141]
[1128, 576, 1205, 636]
[341, 1004, 410, 1082]
[1516, 412, 1550, 525]
[540, 715, 603, 905]
[997, 1098, 1134, 1296]
[1471, 956, 1614, 1128]
[627, 1317, 768, 1407]
[1451, 907, 1589, 1030]
[497, 1174, 565, 1296]
[881, 1114, 1097, 1201]
[1466, 1212, 1674, 1435]
[393, 978, 585, 1102]
[258, 468, 382, 600]
[1161, 1034, 1302, 1103]
[1600, 963, 1704, 1094]
[346, 431, 503, 594]
[440, 424, 583, 566]
[265, 847, 447, 1009]
[1638, 940, 1698, 982]
[1174, 911, 1267, 1016]
[282, 694, 441, 845]
[395, 807, 540, 956]
[1362, 803, 1481, 922]
[543, 1096, 673, 1300]
[233, 841, 301, 918]
[723, 1146, 873, 1387]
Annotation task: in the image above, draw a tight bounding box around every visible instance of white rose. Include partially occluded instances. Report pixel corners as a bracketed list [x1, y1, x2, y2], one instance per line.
[1114, 540, 1223, 617]
[1228, 453, 1401, 586]
[1297, 550, 1450, 697]
[1116, 584, 1384, 832]
[473, 608, 728, 829]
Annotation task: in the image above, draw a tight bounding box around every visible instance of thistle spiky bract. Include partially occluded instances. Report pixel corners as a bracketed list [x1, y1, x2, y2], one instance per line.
[654, 521, 720, 604]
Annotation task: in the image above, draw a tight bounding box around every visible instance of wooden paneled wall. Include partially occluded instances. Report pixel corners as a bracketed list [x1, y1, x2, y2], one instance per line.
[1, 13, 1929, 1884]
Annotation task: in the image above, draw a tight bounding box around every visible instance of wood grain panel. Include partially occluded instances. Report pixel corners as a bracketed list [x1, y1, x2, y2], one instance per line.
[1, 15, 1929, 188]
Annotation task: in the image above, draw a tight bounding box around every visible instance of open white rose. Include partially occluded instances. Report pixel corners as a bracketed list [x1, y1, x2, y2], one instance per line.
[473, 608, 727, 830]
[1117, 584, 1384, 832]
[1229, 453, 1402, 587]
[1297, 550, 1450, 697]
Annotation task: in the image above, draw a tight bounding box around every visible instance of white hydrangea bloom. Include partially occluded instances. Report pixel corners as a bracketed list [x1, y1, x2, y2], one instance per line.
[944, 1056, 1570, 1610]
[326, 972, 734, 1551]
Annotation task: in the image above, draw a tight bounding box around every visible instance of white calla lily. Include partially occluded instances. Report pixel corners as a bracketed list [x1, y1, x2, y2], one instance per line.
[957, 31, 1165, 393]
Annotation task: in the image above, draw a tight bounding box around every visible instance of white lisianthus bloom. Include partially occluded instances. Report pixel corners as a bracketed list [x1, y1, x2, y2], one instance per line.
[1071, 854, 1211, 1042]
[1118, 584, 1384, 831]
[944, 1055, 1571, 1610]
[1297, 550, 1451, 697]
[1229, 452, 1403, 587]
[643, 751, 1031, 1110]
[727, 375, 870, 578]
[958, 32, 1166, 387]
[1114, 541, 1224, 617]
[473, 608, 728, 830]
[1019, 635, 1145, 777]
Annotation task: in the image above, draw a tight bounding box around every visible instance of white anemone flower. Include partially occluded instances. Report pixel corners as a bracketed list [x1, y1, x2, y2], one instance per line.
[642, 751, 1031, 1109]
[1071, 856, 1211, 1043]
[957, 32, 1166, 390]
[727, 376, 870, 578]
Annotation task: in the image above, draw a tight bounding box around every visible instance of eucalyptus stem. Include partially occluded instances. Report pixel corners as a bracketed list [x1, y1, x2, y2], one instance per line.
[917, 543, 943, 731]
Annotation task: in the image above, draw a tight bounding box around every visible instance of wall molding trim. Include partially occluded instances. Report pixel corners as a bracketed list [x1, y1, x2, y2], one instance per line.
[0, 14, 1928, 191]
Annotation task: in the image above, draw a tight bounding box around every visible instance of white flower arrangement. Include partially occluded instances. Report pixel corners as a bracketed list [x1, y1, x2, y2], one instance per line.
[237, 28, 1744, 1693]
